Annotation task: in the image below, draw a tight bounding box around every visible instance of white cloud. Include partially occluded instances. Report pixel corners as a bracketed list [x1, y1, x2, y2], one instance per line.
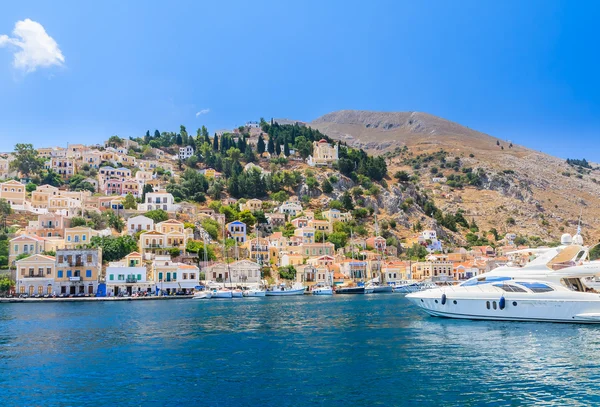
[0, 19, 65, 72]
[195, 109, 210, 117]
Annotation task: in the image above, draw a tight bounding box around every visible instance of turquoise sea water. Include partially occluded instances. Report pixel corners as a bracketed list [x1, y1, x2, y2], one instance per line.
[1, 295, 600, 406]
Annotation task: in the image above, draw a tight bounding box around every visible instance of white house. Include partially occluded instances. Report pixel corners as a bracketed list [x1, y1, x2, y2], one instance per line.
[105, 262, 151, 296]
[153, 256, 199, 294]
[127, 215, 155, 234]
[278, 201, 303, 218]
[137, 191, 179, 212]
[179, 146, 195, 160]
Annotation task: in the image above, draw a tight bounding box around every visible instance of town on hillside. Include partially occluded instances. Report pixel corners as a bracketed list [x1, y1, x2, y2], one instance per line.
[0, 119, 539, 297]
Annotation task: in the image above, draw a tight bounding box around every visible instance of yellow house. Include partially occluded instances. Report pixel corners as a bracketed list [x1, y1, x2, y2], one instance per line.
[64, 226, 98, 248]
[9, 235, 47, 265]
[15, 254, 56, 296]
[55, 248, 102, 295]
[0, 180, 26, 205]
[239, 198, 262, 212]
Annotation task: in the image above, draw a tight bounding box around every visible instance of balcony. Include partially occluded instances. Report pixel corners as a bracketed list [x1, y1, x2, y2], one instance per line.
[25, 274, 45, 278]
[148, 244, 163, 248]
[126, 277, 138, 283]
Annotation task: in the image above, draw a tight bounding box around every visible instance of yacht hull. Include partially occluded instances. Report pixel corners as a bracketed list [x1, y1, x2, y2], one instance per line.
[407, 285, 600, 324]
[211, 290, 233, 299]
[243, 290, 266, 297]
[336, 287, 365, 294]
[312, 288, 333, 295]
[265, 288, 306, 296]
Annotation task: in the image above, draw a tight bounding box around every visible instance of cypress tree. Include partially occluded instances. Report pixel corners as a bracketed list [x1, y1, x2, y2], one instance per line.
[213, 134, 219, 151]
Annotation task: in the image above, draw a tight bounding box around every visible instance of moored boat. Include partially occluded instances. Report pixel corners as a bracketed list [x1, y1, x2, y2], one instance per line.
[336, 286, 365, 294]
[406, 279, 600, 323]
[192, 289, 212, 299]
[211, 288, 233, 299]
[243, 288, 266, 297]
[265, 283, 306, 296]
[311, 285, 333, 295]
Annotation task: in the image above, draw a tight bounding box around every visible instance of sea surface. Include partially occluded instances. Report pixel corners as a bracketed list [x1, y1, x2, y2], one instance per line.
[1, 294, 600, 406]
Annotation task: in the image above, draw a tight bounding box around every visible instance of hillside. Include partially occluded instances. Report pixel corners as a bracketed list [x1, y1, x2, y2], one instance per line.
[311, 110, 600, 244]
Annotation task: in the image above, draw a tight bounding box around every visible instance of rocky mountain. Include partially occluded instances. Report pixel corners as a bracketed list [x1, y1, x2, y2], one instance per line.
[310, 110, 600, 244]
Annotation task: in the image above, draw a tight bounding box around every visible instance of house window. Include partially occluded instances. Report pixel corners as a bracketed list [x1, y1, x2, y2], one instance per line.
[183, 273, 188, 280]
[173, 273, 177, 281]
[118, 275, 124, 281]
[137, 274, 142, 280]
[67, 236, 71, 242]
[67, 270, 72, 277]
[109, 275, 114, 281]
[86, 270, 92, 278]
[87, 255, 92, 263]
[158, 272, 163, 281]
[58, 270, 63, 278]
[190, 273, 195, 280]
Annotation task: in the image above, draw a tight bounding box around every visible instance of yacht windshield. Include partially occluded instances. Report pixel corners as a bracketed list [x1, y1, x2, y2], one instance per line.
[462, 276, 511, 286]
[492, 283, 527, 293]
[515, 282, 554, 293]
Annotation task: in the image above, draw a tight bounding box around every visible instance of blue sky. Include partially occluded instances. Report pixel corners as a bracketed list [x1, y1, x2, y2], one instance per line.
[1, 0, 599, 160]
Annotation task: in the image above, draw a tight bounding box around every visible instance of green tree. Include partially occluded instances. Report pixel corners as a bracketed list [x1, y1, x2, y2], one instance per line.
[321, 178, 333, 193]
[106, 210, 125, 233]
[0, 199, 12, 231]
[141, 184, 154, 202]
[40, 169, 63, 187]
[123, 193, 137, 210]
[257, 136, 266, 154]
[186, 240, 217, 262]
[89, 235, 138, 263]
[0, 275, 14, 294]
[213, 134, 219, 151]
[278, 265, 297, 280]
[341, 191, 354, 211]
[145, 209, 169, 223]
[26, 183, 37, 193]
[10, 143, 44, 178]
[70, 217, 87, 227]
[327, 232, 348, 250]
[238, 210, 256, 227]
[267, 137, 275, 154]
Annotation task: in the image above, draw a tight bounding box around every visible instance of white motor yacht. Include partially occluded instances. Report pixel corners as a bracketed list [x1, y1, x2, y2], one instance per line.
[406, 279, 600, 323]
[265, 283, 306, 296]
[231, 289, 243, 298]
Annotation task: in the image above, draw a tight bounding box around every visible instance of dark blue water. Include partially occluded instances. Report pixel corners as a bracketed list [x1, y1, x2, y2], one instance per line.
[1, 295, 599, 406]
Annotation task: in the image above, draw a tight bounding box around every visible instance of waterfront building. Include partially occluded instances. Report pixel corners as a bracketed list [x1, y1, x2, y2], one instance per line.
[153, 256, 199, 294]
[411, 260, 454, 281]
[106, 253, 151, 296]
[15, 254, 56, 296]
[54, 248, 102, 295]
[205, 260, 261, 285]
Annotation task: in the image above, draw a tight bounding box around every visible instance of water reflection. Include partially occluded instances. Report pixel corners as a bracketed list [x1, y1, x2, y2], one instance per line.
[1, 296, 600, 405]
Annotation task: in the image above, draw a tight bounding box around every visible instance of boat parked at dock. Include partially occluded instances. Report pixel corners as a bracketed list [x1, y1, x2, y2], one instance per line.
[265, 283, 306, 296]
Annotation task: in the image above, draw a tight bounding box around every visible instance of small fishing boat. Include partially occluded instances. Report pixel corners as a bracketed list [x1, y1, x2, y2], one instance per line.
[311, 285, 333, 295]
[265, 283, 306, 296]
[335, 286, 365, 294]
[243, 288, 266, 297]
[192, 288, 212, 299]
[211, 288, 233, 299]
